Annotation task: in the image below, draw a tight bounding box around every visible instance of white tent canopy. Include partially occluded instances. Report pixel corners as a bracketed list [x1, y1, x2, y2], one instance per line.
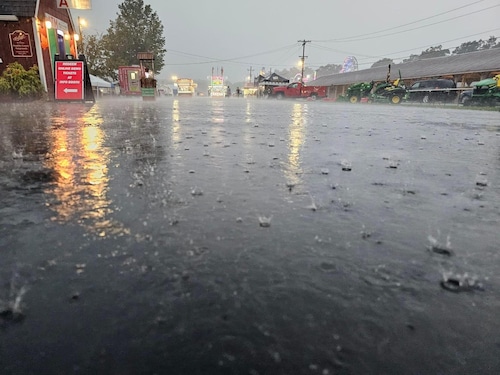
[90, 74, 112, 88]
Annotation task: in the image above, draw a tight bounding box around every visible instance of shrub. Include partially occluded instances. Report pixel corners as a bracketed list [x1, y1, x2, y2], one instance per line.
[0, 62, 44, 99]
[0, 77, 9, 94]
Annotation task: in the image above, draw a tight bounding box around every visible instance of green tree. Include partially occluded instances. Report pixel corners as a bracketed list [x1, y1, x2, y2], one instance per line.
[84, 33, 113, 78]
[419, 45, 450, 59]
[274, 66, 315, 81]
[315, 64, 342, 78]
[99, 0, 166, 80]
[452, 36, 499, 55]
[371, 58, 394, 68]
[453, 40, 482, 55]
[403, 45, 450, 62]
[480, 36, 499, 50]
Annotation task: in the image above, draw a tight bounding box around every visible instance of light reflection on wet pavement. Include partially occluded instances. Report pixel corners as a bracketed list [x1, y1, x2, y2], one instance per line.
[0, 98, 499, 374]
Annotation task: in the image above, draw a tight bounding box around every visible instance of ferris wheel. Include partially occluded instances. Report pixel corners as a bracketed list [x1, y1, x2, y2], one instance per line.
[341, 56, 358, 73]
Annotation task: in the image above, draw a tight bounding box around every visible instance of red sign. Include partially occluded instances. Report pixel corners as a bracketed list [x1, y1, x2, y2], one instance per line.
[9, 30, 32, 58]
[55, 60, 84, 101]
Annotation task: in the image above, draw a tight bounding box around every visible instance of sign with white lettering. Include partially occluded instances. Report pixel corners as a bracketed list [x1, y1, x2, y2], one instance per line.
[55, 60, 85, 101]
[9, 30, 33, 58]
[57, 0, 92, 10]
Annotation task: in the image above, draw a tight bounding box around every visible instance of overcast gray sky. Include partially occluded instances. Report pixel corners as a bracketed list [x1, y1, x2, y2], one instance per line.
[72, 0, 500, 82]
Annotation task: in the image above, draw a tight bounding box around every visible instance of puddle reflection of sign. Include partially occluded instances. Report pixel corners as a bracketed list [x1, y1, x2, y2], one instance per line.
[9, 30, 33, 58]
[55, 61, 85, 101]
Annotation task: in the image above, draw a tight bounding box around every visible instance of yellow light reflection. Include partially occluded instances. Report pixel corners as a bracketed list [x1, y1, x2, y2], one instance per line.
[285, 103, 307, 186]
[210, 99, 225, 124]
[245, 101, 253, 124]
[208, 99, 226, 145]
[171, 99, 181, 146]
[242, 101, 255, 144]
[45, 105, 129, 238]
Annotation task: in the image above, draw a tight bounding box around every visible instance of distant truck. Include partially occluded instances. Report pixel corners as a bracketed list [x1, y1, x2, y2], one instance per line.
[272, 82, 327, 100]
[176, 78, 197, 96]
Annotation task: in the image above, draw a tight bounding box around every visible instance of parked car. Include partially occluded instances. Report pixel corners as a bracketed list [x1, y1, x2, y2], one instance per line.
[406, 79, 457, 103]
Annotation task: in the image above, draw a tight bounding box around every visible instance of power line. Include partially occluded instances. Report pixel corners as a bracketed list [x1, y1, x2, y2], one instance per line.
[164, 2, 497, 70]
[309, 27, 500, 67]
[164, 15, 499, 72]
[315, 0, 487, 42]
[365, 28, 500, 62]
[315, 2, 499, 43]
[165, 44, 298, 66]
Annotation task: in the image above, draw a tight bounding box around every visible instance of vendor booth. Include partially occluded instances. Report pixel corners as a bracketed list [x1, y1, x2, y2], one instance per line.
[256, 73, 289, 97]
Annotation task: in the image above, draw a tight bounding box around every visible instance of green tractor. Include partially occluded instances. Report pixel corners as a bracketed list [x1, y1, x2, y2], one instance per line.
[462, 74, 500, 106]
[344, 65, 406, 104]
[344, 79, 406, 104]
[345, 81, 374, 103]
[370, 78, 407, 104]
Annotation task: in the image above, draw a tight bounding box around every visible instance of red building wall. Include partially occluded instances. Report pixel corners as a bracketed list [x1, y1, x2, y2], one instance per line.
[0, 18, 38, 71]
[0, 0, 77, 99]
[37, 1, 78, 98]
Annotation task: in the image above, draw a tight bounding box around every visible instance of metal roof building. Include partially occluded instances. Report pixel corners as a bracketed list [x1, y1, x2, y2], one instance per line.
[310, 48, 500, 98]
[0, 0, 37, 18]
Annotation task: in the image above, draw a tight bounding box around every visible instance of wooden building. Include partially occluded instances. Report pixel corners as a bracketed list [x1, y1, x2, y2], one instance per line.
[310, 48, 500, 100]
[0, 0, 78, 99]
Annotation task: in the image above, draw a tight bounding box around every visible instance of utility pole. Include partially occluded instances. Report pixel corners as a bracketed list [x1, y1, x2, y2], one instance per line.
[298, 40, 310, 84]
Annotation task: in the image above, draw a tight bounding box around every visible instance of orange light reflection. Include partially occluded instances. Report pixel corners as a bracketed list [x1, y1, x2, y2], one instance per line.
[45, 106, 129, 238]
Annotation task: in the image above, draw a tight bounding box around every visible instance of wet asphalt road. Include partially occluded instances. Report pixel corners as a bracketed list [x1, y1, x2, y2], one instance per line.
[0, 97, 499, 375]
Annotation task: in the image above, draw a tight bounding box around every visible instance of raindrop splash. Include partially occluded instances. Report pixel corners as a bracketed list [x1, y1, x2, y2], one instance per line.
[258, 216, 272, 227]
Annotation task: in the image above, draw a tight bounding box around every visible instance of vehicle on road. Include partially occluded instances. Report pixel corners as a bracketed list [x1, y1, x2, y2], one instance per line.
[176, 78, 197, 96]
[271, 82, 327, 100]
[406, 79, 457, 103]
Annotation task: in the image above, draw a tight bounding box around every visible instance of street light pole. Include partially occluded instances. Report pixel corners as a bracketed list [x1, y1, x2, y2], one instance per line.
[297, 40, 310, 97]
[298, 40, 310, 84]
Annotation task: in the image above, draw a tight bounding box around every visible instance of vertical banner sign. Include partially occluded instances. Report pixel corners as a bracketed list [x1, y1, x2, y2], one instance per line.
[57, 0, 92, 9]
[55, 60, 84, 101]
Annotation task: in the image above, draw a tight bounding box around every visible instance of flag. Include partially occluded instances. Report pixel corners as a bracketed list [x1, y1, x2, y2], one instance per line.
[57, 0, 92, 10]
